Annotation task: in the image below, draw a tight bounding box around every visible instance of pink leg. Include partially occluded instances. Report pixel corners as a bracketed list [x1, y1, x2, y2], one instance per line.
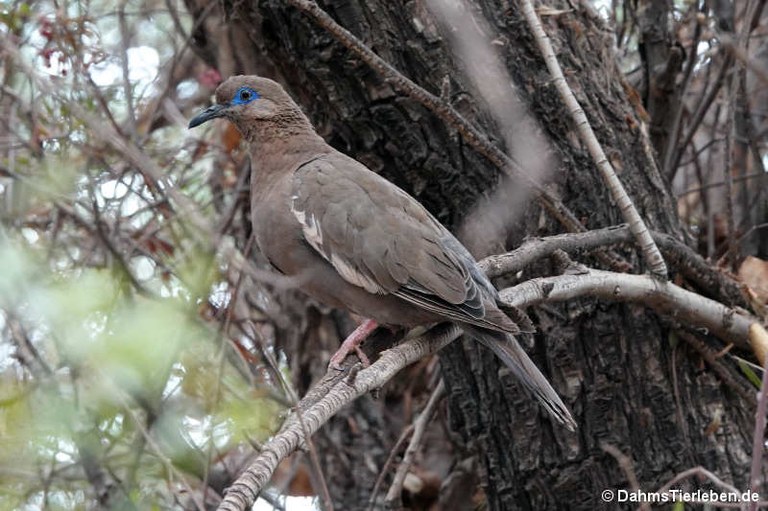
[329, 319, 378, 370]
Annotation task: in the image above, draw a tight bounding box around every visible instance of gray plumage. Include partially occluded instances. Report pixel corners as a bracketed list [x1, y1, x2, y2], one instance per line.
[189, 75, 575, 430]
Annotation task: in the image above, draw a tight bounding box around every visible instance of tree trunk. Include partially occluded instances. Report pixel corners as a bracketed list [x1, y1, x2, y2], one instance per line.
[185, 0, 759, 509]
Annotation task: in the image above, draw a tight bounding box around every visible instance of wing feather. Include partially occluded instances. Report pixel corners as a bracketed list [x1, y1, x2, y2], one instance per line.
[290, 153, 516, 332]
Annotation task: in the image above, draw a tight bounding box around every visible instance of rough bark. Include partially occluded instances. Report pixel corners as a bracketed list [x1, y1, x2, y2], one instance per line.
[185, 0, 760, 509]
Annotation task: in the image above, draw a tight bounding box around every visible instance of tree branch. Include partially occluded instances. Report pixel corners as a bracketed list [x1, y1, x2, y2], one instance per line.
[384, 379, 445, 506]
[216, 324, 462, 511]
[748, 326, 768, 511]
[519, 0, 667, 278]
[666, 52, 734, 181]
[500, 269, 754, 351]
[479, 224, 748, 309]
[216, 261, 760, 510]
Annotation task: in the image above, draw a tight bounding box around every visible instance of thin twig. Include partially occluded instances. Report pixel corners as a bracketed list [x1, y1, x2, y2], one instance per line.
[654, 466, 768, 509]
[117, 0, 137, 138]
[384, 380, 445, 506]
[518, 0, 667, 278]
[747, 345, 768, 511]
[720, 0, 756, 272]
[105, 370, 208, 511]
[294, 406, 334, 511]
[723, 78, 736, 270]
[657, 466, 738, 494]
[203, 236, 253, 505]
[601, 444, 649, 511]
[661, 1, 704, 175]
[651, 464, 768, 508]
[667, 53, 734, 180]
[676, 171, 766, 197]
[670, 344, 692, 445]
[366, 424, 415, 511]
[722, 36, 768, 85]
[677, 330, 756, 406]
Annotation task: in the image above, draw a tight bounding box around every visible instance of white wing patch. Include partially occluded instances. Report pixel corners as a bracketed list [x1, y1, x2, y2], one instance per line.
[291, 195, 384, 295]
[329, 253, 382, 294]
[291, 195, 324, 249]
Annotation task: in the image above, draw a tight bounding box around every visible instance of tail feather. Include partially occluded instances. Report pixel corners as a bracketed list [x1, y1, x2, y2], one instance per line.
[465, 325, 576, 431]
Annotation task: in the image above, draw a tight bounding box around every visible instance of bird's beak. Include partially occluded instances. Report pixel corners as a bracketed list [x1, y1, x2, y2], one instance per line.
[188, 103, 228, 128]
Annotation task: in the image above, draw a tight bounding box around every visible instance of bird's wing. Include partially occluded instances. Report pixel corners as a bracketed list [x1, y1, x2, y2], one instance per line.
[290, 153, 518, 333]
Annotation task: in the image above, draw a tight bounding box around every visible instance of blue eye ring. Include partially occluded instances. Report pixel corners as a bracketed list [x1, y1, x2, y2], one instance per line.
[232, 86, 260, 105]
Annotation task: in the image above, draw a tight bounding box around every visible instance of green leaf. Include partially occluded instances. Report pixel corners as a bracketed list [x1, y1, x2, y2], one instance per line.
[94, 298, 196, 397]
[738, 359, 763, 389]
[176, 251, 219, 301]
[218, 395, 282, 446]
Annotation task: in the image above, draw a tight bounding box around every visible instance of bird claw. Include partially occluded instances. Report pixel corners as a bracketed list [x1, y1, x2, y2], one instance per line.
[354, 346, 371, 367]
[328, 352, 347, 371]
[328, 319, 378, 371]
[328, 345, 370, 371]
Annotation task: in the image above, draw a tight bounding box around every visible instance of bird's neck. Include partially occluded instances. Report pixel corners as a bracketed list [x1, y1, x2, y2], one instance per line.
[247, 111, 326, 151]
[248, 120, 331, 184]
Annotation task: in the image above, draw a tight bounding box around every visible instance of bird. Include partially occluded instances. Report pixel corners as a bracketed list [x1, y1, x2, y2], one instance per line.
[189, 75, 576, 430]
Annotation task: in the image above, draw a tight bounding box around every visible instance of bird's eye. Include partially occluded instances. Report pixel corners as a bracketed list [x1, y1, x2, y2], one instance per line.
[232, 87, 259, 105]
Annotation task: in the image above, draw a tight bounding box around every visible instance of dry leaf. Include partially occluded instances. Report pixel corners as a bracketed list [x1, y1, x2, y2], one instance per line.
[738, 256, 768, 305]
[749, 323, 768, 368]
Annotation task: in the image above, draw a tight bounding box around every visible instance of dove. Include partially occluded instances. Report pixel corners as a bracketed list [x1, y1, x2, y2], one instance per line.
[189, 75, 575, 429]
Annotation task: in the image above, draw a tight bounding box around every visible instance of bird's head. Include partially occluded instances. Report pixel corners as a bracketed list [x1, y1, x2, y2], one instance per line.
[188, 75, 306, 134]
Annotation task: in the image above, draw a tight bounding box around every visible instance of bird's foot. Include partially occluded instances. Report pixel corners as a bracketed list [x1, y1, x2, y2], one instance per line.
[329, 319, 378, 370]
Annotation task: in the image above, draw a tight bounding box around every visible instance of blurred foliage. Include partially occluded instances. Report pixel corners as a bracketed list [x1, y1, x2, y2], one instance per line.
[0, 0, 285, 508]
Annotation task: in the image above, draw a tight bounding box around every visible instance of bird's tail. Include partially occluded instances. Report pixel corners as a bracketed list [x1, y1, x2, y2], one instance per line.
[464, 325, 576, 431]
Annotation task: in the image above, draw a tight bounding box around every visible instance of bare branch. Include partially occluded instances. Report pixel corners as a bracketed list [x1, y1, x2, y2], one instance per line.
[479, 224, 747, 309]
[656, 466, 740, 499]
[677, 330, 756, 406]
[519, 0, 667, 278]
[748, 324, 768, 511]
[667, 52, 734, 180]
[366, 424, 415, 510]
[500, 269, 755, 351]
[215, 324, 462, 511]
[662, 3, 704, 175]
[384, 379, 445, 506]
